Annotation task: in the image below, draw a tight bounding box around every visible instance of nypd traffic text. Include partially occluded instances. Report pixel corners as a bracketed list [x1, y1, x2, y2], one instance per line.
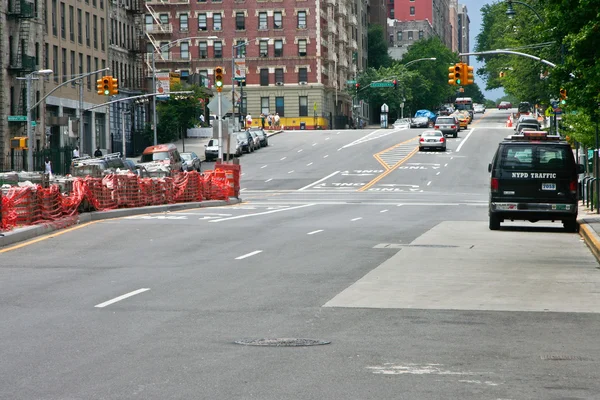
[511, 172, 557, 179]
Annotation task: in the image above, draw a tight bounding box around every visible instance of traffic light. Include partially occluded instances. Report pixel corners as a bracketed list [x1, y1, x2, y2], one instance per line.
[97, 76, 110, 95]
[238, 80, 246, 87]
[214, 66, 223, 92]
[448, 66, 457, 85]
[466, 65, 474, 85]
[96, 77, 104, 95]
[454, 63, 463, 85]
[110, 77, 119, 95]
[393, 79, 398, 89]
[560, 88, 567, 104]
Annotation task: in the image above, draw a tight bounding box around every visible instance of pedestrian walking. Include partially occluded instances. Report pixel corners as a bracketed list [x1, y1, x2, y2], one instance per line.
[267, 114, 273, 129]
[274, 113, 280, 129]
[44, 157, 53, 179]
[73, 146, 80, 158]
[260, 113, 266, 129]
[246, 114, 253, 129]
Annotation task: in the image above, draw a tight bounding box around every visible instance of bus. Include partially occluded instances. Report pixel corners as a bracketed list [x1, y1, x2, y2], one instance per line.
[454, 97, 474, 119]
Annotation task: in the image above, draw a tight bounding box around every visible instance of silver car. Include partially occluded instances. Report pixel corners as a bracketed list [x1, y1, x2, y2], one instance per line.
[434, 116, 459, 138]
[418, 130, 446, 152]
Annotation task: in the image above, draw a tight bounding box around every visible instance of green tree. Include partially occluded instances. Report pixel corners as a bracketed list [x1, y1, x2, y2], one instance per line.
[368, 24, 393, 69]
[153, 83, 210, 144]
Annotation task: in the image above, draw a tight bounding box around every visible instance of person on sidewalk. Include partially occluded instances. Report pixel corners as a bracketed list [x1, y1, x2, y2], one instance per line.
[73, 147, 80, 158]
[44, 157, 53, 179]
[94, 147, 103, 157]
[267, 114, 272, 129]
[274, 113, 280, 129]
[246, 114, 252, 129]
[260, 113, 266, 129]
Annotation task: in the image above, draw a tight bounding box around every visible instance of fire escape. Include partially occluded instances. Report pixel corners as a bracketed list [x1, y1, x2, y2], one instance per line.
[127, 0, 145, 90]
[144, 2, 173, 73]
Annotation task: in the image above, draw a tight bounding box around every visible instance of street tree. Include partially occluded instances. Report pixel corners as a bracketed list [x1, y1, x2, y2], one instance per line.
[367, 24, 393, 69]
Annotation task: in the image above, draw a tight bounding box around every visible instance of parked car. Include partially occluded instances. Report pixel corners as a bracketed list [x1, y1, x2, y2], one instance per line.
[204, 139, 219, 161]
[434, 116, 460, 138]
[249, 128, 269, 147]
[138, 143, 183, 173]
[418, 130, 446, 151]
[236, 131, 255, 154]
[393, 118, 411, 129]
[411, 110, 436, 128]
[248, 130, 261, 149]
[71, 153, 135, 178]
[181, 152, 202, 172]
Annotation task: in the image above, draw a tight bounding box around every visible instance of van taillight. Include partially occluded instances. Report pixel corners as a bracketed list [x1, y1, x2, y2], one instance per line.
[491, 178, 499, 192]
[434, 125, 439, 129]
[570, 180, 577, 194]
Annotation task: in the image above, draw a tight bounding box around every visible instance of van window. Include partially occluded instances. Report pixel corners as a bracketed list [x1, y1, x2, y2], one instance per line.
[140, 151, 169, 162]
[501, 145, 570, 171]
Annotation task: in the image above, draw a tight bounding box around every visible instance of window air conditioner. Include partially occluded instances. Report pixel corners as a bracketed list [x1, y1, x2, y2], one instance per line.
[276, 81, 283, 86]
[299, 81, 307, 85]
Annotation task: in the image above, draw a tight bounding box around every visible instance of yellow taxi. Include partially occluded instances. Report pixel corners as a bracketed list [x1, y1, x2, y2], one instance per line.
[453, 112, 469, 129]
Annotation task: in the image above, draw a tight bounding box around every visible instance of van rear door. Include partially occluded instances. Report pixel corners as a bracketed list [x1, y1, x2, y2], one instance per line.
[496, 144, 576, 202]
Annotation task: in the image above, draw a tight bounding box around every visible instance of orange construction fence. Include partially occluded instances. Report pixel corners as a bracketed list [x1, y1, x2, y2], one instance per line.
[0, 169, 240, 232]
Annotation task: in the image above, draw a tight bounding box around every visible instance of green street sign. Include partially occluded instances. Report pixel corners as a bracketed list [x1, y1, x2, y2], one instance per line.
[347, 80, 356, 84]
[371, 82, 394, 88]
[31, 121, 37, 127]
[7, 115, 27, 122]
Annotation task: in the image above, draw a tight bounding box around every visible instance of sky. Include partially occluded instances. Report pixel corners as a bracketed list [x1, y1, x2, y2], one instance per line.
[460, 0, 505, 101]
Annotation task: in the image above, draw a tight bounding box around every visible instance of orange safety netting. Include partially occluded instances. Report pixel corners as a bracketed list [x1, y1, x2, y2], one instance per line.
[0, 170, 237, 232]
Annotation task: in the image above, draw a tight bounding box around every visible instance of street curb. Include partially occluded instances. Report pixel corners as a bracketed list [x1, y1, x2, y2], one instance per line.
[266, 130, 284, 137]
[578, 219, 600, 263]
[0, 197, 241, 249]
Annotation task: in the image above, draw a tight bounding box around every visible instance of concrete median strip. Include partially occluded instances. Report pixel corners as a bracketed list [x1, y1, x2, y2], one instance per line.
[578, 218, 600, 263]
[0, 198, 241, 250]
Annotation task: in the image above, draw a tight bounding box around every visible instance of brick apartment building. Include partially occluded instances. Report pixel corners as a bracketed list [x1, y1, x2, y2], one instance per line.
[145, 0, 368, 129]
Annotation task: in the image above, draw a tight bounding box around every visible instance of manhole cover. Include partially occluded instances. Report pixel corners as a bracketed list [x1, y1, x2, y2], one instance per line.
[234, 338, 331, 347]
[540, 355, 588, 361]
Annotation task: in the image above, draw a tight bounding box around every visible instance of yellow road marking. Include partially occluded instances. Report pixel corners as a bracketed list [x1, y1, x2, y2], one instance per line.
[372, 137, 419, 170]
[360, 146, 420, 192]
[0, 220, 100, 254]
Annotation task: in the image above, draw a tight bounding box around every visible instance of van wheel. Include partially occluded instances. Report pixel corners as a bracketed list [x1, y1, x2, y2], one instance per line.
[453, 132, 458, 138]
[563, 219, 578, 232]
[489, 214, 501, 230]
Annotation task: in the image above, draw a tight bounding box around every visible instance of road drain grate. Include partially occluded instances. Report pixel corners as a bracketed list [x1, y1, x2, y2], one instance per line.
[235, 338, 331, 347]
[540, 355, 589, 361]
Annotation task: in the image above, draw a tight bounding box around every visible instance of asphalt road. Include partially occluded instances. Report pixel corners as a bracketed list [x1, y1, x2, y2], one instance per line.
[2, 108, 600, 399]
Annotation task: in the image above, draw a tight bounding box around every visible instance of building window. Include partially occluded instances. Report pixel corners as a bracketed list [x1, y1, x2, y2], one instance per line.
[390, 8, 394, 18]
[179, 14, 188, 31]
[61, 47, 66, 83]
[275, 97, 284, 116]
[70, 50, 75, 86]
[298, 67, 307, 82]
[275, 68, 284, 84]
[199, 41, 207, 58]
[236, 40, 246, 57]
[60, 2, 65, 38]
[298, 39, 307, 56]
[68, 5, 74, 41]
[260, 69, 269, 86]
[159, 14, 168, 24]
[274, 11, 282, 29]
[85, 12, 90, 46]
[397, 31, 402, 41]
[94, 57, 99, 81]
[92, 0, 95, 7]
[236, 12, 245, 30]
[77, 9, 82, 43]
[299, 96, 308, 116]
[274, 40, 283, 57]
[180, 42, 189, 59]
[259, 40, 268, 57]
[160, 41, 168, 59]
[44, 43, 49, 69]
[410, 6, 415, 15]
[214, 41, 222, 58]
[52, 46, 58, 82]
[297, 11, 306, 28]
[198, 14, 207, 30]
[51, 0, 57, 36]
[389, 34, 393, 46]
[258, 12, 267, 29]
[100, 18, 105, 51]
[408, 30, 413, 40]
[87, 55, 91, 89]
[100, 0, 103, 9]
[213, 13, 221, 30]
[78, 52, 83, 77]
[93, 15, 97, 49]
[261, 97, 269, 114]
[418, 30, 424, 39]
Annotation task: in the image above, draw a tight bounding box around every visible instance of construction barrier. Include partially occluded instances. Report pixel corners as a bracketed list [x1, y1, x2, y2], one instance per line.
[0, 170, 237, 232]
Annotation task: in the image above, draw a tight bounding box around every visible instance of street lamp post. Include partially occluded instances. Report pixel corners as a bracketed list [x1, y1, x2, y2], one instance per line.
[150, 36, 218, 146]
[232, 41, 250, 135]
[505, 0, 545, 23]
[404, 57, 437, 68]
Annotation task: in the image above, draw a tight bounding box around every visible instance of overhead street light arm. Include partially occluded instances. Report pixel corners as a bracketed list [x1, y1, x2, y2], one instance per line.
[404, 57, 437, 67]
[30, 67, 110, 111]
[506, 0, 545, 23]
[84, 91, 193, 112]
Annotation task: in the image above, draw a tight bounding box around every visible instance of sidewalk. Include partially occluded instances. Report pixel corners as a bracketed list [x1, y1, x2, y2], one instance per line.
[578, 202, 600, 262]
[173, 130, 284, 161]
